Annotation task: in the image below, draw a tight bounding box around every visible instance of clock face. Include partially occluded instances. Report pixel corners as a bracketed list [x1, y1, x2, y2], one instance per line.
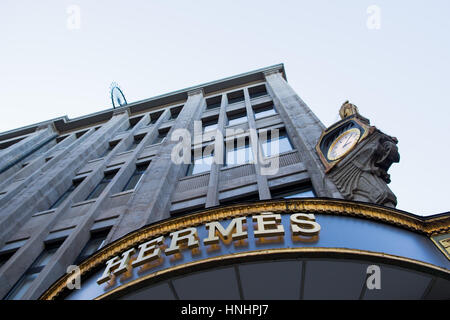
[327, 128, 361, 161]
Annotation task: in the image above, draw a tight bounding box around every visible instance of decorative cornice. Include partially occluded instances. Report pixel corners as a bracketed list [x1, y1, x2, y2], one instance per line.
[39, 198, 450, 300]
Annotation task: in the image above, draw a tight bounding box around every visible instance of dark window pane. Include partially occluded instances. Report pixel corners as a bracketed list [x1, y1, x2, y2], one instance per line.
[0, 252, 13, 269]
[123, 174, 142, 191]
[271, 184, 316, 199]
[254, 105, 276, 119]
[225, 140, 253, 166]
[206, 102, 221, 109]
[187, 154, 214, 176]
[6, 273, 38, 300]
[49, 180, 82, 209]
[123, 163, 149, 191]
[261, 131, 293, 157]
[206, 96, 222, 110]
[249, 85, 268, 99]
[227, 91, 245, 104]
[284, 189, 315, 198]
[127, 135, 145, 151]
[148, 112, 162, 125]
[203, 119, 218, 132]
[220, 192, 259, 205]
[32, 246, 59, 269]
[227, 112, 247, 126]
[74, 231, 109, 264]
[86, 172, 116, 200]
[5, 242, 62, 300]
[153, 132, 167, 145]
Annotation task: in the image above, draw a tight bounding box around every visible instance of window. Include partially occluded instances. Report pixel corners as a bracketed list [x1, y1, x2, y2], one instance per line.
[152, 131, 168, 145]
[249, 85, 268, 99]
[148, 111, 163, 125]
[202, 118, 218, 132]
[206, 96, 222, 110]
[0, 137, 25, 150]
[227, 111, 247, 126]
[126, 134, 146, 151]
[220, 192, 259, 205]
[75, 130, 88, 139]
[187, 151, 214, 175]
[56, 135, 69, 143]
[126, 116, 143, 131]
[271, 183, 316, 199]
[227, 91, 244, 104]
[5, 242, 62, 300]
[85, 171, 117, 200]
[100, 140, 120, 158]
[254, 104, 277, 119]
[261, 129, 293, 157]
[169, 106, 183, 120]
[225, 138, 253, 166]
[74, 230, 109, 265]
[49, 178, 83, 209]
[0, 251, 14, 270]
[123, 163, 149, 191]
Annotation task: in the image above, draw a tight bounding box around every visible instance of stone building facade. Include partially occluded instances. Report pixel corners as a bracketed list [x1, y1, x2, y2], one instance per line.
[0, 64, 448, 300]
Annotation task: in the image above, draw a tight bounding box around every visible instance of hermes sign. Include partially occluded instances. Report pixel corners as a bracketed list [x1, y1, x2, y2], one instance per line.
[97, 212, 321, 285]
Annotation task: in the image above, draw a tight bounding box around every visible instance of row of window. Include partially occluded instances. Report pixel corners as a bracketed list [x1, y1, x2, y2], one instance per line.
[203, 102, 277, 131]
[48, 162, 149, 210]
[220, 183, 315, 206]
[52, 127, 295, 208]
[188, 129, 293, 175]
[205, 84, 268, 110]
[102, 103, 278, 161]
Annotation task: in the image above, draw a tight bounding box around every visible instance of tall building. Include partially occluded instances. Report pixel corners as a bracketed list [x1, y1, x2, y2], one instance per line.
[0, 64, 448, 300]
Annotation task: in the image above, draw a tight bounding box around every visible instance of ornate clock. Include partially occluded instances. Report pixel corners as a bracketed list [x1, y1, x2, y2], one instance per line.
[316, 101, 374, 172]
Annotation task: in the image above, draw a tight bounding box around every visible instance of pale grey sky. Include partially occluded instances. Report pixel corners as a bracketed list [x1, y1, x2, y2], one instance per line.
[1, 1, 449, 215]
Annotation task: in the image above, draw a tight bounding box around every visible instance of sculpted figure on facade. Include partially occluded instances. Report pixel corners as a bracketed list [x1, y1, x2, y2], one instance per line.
[327, 103, 400, 207]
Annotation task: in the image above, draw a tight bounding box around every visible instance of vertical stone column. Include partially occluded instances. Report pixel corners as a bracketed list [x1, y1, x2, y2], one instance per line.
[243, 88, 271, 200]
[264, 70, 343, 198]
[205, 94, 227, 207]
[109, 89, 205, 241]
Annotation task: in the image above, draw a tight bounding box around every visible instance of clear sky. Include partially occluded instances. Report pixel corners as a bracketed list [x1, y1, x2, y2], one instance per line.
[1, 1, 449, 215]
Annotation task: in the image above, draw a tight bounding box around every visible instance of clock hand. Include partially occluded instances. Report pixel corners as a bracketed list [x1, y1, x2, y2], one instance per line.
[342, 134, 354, 147]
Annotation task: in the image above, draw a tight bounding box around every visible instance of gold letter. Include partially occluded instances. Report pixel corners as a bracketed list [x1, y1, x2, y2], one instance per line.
[132, 236, 165, 268]
[253, 213, 285, 238]
[290, 213, 321, 236]
[165, 227, 199, 255]
[203, 217, 247, 245]
[97, 248, 135, 284]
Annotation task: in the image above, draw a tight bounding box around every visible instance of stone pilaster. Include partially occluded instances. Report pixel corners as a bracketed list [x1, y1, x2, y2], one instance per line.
[243, 88, 271, 200]
[205, 93, 227, 208]
[264, 70, 343, 198]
